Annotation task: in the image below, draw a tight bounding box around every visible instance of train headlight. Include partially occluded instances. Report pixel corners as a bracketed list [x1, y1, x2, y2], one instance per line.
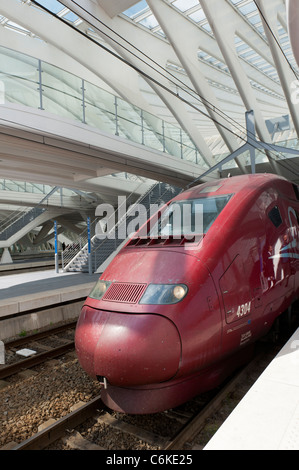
[173, 285, 187, 300]
[88, 280, 111, 300]
[139, 284, 188, 305]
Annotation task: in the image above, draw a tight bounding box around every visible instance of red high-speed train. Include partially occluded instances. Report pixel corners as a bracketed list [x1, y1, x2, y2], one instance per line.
[75, 174, 299, 414]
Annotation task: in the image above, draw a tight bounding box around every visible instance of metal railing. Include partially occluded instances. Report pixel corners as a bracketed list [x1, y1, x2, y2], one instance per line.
[62, 182, 181, 273]
[0, 45, 204, 168]
[0, 186, 60, 241]
[61, 181, 150, 270]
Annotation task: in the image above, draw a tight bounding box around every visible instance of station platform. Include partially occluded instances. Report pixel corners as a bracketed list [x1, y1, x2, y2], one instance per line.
[0, 268, 99, 300]
[0, 257, 59, 275]
[204, 327, 299, 450]
[0, 268, 100, 341]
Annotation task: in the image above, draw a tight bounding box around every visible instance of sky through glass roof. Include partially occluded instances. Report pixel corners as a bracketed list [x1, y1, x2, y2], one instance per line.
[9, 0, 298, 86]
[1, 0, 298, 147]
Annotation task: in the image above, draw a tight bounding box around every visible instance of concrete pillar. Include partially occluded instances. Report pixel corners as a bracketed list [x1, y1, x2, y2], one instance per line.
[0, 341, 5, 365]
[0, 247, 13, 264]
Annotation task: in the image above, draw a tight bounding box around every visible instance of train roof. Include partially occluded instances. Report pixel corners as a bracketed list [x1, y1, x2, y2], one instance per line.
[177, 173, 294, 201]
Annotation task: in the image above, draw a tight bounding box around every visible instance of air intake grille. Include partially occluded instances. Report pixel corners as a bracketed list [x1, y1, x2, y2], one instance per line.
[103, 282, 147, 303]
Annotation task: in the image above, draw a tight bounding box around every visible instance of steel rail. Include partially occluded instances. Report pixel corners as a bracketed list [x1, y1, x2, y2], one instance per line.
[0, 341, 75, 380]
[11, 397, 104, 450]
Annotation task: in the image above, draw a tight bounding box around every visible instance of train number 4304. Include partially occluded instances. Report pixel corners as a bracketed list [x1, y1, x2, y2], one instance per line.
[236, 301, 251, 318]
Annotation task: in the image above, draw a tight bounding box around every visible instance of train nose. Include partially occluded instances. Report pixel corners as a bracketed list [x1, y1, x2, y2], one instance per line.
[75, 306, 181, 386]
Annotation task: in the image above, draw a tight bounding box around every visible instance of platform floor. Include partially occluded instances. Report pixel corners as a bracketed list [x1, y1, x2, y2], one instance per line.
[0, 269, 99, 301]
[0, 268, 100, 323]
[0, 268, 101, 340]
[204, 327, 299, 450]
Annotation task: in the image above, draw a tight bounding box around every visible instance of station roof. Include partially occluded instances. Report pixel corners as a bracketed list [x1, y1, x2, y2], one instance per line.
[0, 0, 299, 184]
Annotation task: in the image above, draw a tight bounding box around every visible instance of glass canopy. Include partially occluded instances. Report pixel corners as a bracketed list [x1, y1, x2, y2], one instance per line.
[5, 0, 298, 112]
[1, 0, 299, 172]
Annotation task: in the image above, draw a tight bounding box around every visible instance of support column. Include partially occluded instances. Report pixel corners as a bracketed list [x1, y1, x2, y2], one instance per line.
[287, 0, 299, 68]
[0, 247, 13, 264]
[255, 0, 299, 138]
[0, 341, 4, 365]
[54, 220, 59, 273]
[188, 110, 299, 187]
[200, 0, 271, 143]
[147, 0, 247, 174]
[200, 0, 282, 174]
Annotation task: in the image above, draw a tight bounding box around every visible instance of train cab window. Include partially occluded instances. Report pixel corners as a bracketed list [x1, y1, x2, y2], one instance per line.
[149, 194, 232, 237]
[294, 208, 299, 225]
[292, 184, 299, 200]
[268, 206, 282, 228]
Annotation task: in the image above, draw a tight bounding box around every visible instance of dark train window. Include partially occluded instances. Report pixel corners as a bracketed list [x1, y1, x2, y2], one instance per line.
[268, 206, 282, 228]
[149, 194, 232, 237]
[293, 184, 299, 200]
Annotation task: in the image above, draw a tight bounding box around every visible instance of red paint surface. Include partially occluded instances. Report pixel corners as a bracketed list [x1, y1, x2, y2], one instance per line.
[75, 174, 299, 413]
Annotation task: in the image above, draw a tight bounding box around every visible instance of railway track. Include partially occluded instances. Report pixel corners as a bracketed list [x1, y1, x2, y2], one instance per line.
[7, 342, 277, 451]
[0, 322, 77, 380]
[1, 314, 295, 451]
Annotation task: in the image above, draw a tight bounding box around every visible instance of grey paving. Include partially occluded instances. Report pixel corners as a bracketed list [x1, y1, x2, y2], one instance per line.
[0, 270, 100, 300]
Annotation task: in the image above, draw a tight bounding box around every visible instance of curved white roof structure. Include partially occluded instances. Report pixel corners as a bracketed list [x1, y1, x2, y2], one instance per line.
[0, 0, 298, 183]
[0, 0, 299, 257]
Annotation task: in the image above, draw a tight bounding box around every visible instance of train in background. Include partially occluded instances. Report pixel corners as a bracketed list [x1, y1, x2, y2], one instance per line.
[75, 174, 299, 414]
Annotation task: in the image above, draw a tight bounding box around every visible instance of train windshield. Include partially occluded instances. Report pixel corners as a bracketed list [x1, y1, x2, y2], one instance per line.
[149, 194, 232, 238]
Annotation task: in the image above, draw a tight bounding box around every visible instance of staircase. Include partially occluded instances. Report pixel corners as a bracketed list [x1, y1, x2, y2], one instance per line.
[63, 182, 181, 273]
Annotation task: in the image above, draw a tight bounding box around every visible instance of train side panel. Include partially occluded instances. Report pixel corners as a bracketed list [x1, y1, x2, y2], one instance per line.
[75, 174, 299, 414]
